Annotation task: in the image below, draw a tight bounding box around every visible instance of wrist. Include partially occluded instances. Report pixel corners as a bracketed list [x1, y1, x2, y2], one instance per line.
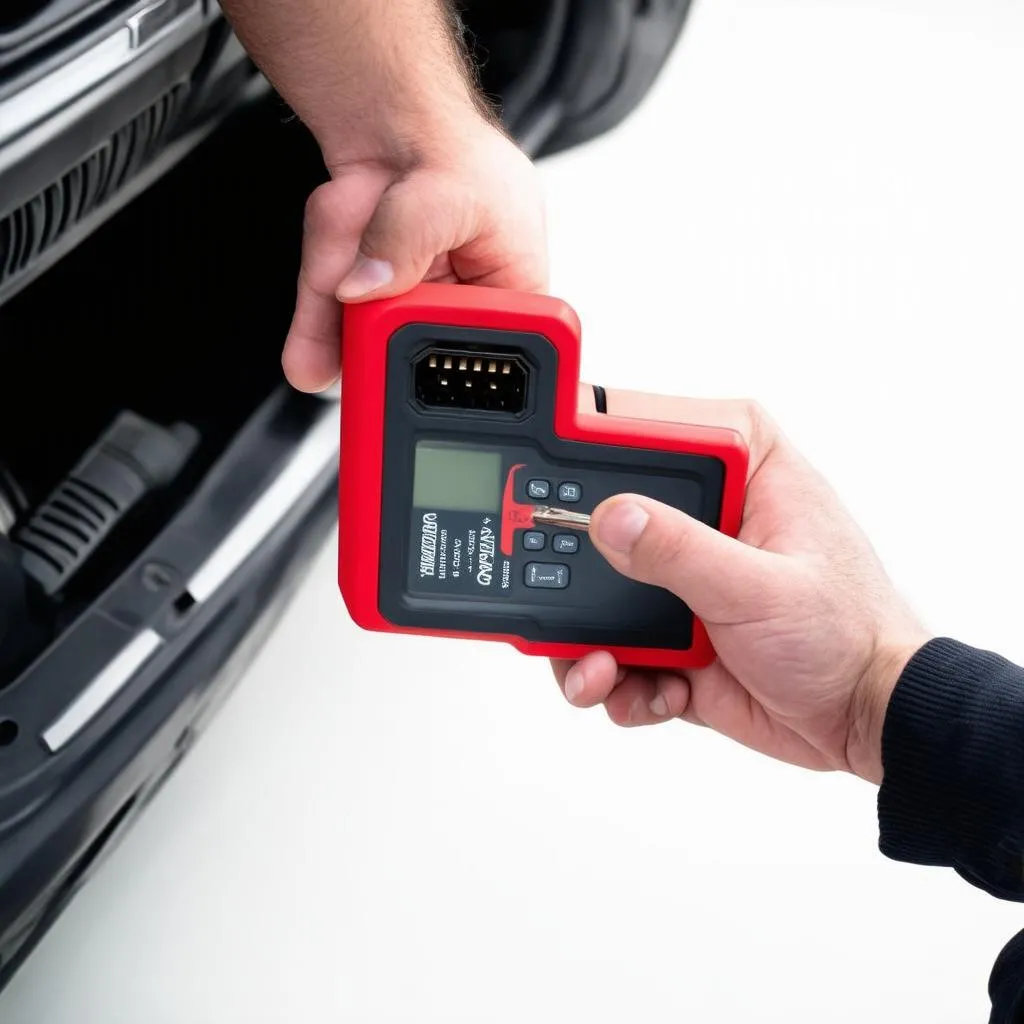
[847, 630, 931, 785]
[319, 75, 495, 178]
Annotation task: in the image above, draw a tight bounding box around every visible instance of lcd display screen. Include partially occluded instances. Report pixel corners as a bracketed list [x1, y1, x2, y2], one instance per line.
[412, 442, 503, 513]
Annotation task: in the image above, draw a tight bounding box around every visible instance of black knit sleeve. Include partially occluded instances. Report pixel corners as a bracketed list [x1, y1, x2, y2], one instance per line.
[878, 637, 1024, 898]
[877, 637, 1024, 1023]
[989, 930, 1024, 1023]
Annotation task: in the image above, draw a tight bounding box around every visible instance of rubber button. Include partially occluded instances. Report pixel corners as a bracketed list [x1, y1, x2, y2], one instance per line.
[524, 563, 570, 589]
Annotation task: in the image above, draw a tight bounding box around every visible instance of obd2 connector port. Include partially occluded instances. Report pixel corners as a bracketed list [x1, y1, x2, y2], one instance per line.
[414, 348, 528, 414]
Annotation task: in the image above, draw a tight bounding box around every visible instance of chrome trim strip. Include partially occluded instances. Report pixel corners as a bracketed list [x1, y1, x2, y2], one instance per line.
[1, 30, 131, 145]
[0, 0, 203, 146]
[127, 0, 195, 48]
[185, 404, 340, 603]
[42, 629, 164, 752]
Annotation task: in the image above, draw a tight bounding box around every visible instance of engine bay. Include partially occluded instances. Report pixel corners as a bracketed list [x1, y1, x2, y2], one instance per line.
[0, 101, 325, 688]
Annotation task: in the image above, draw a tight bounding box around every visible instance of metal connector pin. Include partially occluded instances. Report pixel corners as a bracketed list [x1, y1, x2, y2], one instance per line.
[531, 506, 591, 532]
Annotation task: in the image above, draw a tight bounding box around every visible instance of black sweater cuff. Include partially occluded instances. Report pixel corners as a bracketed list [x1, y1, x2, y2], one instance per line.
[878, 637, 1024, 900]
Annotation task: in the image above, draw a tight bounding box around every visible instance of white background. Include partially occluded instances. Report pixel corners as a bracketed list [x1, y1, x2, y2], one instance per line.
[4, 0, 1024, 1020]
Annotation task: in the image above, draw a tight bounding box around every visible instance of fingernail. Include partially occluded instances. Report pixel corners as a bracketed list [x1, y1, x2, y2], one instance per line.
[596, 501, 650, 554]
[649, 694, 669, 717]
[337, 257, 393, 300]
[564, 666, 585, 704]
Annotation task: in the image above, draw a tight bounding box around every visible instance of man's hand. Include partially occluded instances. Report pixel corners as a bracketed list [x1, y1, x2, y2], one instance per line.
[215, 0, 548, 393]
[552, 389, 930, 784]
[283, 121, 546, 392]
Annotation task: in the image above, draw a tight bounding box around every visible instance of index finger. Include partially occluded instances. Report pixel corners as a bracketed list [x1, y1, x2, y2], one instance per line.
[282, 271, 344, 392]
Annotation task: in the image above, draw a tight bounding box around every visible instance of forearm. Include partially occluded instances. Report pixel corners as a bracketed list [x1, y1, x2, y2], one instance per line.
[878, 638, 1024, 900]
[217, 0, 491, 170]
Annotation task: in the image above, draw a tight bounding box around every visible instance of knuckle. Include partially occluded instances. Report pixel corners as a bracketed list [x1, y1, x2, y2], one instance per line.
[740, 397, 778, 446]
[303, 183, 335, 226]
[738, 398, 763, 425]
[738, 398, 769, 438]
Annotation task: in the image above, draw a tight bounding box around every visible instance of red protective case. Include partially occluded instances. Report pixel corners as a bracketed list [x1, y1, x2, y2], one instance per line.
[338, 283, 748, 669]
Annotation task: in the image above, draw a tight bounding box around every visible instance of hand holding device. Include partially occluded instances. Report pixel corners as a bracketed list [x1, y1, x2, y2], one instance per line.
[551, 389, 929, 783]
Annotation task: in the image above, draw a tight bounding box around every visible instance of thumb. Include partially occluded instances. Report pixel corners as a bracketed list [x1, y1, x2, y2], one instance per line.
[336, 177, 463, 302]
[589, 495, 796, 625]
